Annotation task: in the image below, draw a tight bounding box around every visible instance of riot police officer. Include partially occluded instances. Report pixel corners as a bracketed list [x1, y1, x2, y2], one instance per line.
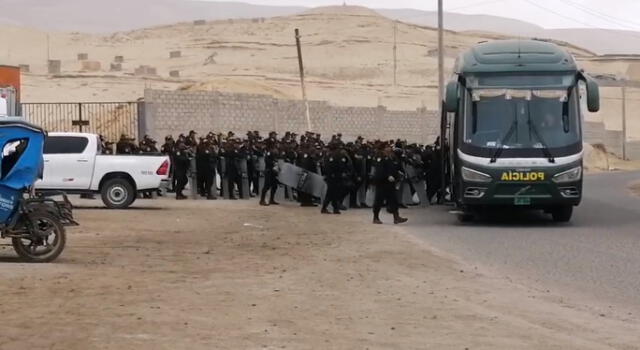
[297, 144, 317, 207]
[222, 139, 244, 200]
[372, 145, 408, 224]
[321, 143, 344, 214]
[260, 141, 280, 206]
[196, 138, 217, 199]
[116, 134, 137, 154]
[139, 135, 158, 153]
[173, 142, 191, 200]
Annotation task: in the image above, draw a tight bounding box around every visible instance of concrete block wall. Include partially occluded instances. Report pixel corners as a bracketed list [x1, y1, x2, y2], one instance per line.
[627, 141, 640, 160]
[143, 89, 440, 144]
[583, 121, 607, 144]
[143, 89, 632, 157]
[604, 130, 624, 156]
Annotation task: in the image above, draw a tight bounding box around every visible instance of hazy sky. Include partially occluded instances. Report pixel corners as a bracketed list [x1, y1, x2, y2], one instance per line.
[209, 0, 640, 31]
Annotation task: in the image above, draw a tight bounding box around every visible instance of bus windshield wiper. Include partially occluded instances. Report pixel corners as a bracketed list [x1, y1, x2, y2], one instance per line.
[527, 102, 556, 163]
[528, 121, 556, 163]
[490, 119, 517, 163]
[525, 101, 555, 163]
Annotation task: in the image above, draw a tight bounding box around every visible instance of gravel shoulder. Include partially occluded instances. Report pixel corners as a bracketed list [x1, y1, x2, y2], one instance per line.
[0, 198, 638, 349]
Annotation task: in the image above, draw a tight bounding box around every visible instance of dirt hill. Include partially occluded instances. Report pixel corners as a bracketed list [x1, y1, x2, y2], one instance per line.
[2, 7, 598, 105]
[1, 6, 637, 139]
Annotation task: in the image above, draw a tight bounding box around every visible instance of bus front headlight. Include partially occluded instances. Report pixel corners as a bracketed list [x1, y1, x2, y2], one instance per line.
[552, 166, 582, 183]
[461, 167, 492, 183]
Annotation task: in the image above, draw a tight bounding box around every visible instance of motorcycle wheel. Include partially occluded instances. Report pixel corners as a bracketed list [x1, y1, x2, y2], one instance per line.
[12, 211, 66, 263]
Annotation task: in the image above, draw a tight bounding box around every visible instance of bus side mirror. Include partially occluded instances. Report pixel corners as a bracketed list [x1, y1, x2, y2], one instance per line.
[445, 81, 459, 113]
[585, 77, 600, 113]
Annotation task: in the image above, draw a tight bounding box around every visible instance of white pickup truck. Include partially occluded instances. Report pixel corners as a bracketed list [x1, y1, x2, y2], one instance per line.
[35, 132, 170, 209]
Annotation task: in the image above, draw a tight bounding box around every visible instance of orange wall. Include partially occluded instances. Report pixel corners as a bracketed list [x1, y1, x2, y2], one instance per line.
[0, 65, 21, 102]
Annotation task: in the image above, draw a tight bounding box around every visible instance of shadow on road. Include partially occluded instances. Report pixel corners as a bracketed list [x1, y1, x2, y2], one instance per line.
[0, 256, 23, 263]
[457, 209, 565, 228]
[73, 206, 164, 211]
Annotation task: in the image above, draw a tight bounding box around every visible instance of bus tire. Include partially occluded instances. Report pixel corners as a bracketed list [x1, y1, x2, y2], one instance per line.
[457, 212, 475, 223]
[551, 206, 573, 223]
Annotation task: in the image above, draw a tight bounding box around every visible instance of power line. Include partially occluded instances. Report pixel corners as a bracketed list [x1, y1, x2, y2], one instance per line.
[561, 0, 638, 31]
[562, 0, 640, 29]
[522, 0, 640, 42]
[521, 0, 596, 28]
[384, 0, 507, 23]
[448, 0, 507, 12]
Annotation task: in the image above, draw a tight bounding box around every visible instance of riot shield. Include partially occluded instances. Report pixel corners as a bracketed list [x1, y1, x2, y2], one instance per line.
[237, 157, 250, 199]
[342, 193, 351, 209]
[364, 185, 375, 207]
[189, 157, 198, 199]
[256, 156, 266, 195]
[413, 165, 428, 207]
[219, 156, 230, 199]
[401, 164, 416, 205]
[208, 157, 218, 200]
[406, 163, 428, 206]
[278, 161, 326, 199]
[357, 158, 368, 206]
[298, 170, 327, 199]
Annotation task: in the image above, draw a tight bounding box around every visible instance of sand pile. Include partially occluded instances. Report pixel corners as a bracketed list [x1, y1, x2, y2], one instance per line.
[584, 143, 611, 171]
[584, 143, 640, 172]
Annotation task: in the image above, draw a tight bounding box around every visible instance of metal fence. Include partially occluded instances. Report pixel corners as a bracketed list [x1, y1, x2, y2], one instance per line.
[21, 102, 141, 142]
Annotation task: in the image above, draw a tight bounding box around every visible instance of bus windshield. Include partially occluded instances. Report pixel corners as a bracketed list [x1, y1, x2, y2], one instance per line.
[463, 88, 581, 151]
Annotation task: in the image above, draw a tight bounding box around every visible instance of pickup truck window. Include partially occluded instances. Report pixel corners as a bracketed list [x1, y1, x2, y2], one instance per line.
[44, 136, 89, 154]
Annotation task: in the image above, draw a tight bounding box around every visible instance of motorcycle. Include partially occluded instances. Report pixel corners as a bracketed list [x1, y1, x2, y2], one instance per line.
[0, 119, 77, 262]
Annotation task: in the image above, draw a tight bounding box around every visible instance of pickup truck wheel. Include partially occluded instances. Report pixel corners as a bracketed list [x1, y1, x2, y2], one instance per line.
[101, 178, 135, 209]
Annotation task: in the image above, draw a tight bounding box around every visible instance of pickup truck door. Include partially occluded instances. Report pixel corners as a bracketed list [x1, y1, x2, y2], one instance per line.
[40, 135, 96, 189]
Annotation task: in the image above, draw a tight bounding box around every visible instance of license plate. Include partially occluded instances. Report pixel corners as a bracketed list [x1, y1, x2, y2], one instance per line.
[514, 197, 531, 205]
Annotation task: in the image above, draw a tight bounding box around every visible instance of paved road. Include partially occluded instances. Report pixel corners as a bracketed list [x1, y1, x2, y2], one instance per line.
[400, 171, 640, 314]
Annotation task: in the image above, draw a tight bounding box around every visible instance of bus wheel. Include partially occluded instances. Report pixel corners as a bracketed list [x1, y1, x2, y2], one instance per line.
[457, 212, 475, 223]
[551, 206, 573, 223]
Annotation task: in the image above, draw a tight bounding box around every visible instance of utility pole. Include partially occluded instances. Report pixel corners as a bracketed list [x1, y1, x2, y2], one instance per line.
[295, 28, 312, 132]
[393, 20, 398, 86]
[46, 34, 51, 61]
[622, 85, 627, 160]
[437, 0, 444, 111]
[437, 0, 445, 204]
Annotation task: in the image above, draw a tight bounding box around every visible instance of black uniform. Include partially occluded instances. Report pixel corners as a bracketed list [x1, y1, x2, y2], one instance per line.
[297, 151, 317, 207]
[196, 143, 217, 199]
[423, 146, 441, 204]
[173, 148, 191, 199]
[321, 151, 346, 214]
[233, 148, 249, 199]
[116, 138, 136, 154]
[349, 151, 364, 208]
[247, 149, 259, 197]
[283, 147, 298, 200]
[222, 148, 240, 199]
[260, 149, 280, 205]
[372, 154, 407, 224]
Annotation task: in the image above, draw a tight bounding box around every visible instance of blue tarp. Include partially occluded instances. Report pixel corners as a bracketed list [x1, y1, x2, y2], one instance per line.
[0, 122, 45, 223]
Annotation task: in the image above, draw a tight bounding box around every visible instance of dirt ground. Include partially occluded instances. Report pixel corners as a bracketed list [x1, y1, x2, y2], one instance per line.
[0, 198, 639, 349]
[630, 181, 640, 197]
